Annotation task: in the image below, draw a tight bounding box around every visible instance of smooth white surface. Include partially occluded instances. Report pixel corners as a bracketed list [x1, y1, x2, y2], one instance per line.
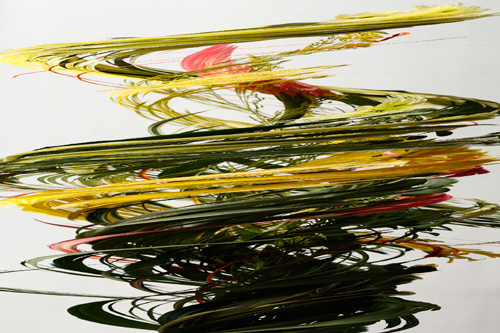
[0, 1, 499, 332]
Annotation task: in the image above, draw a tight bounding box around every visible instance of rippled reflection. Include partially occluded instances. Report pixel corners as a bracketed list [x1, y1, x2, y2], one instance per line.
[1, 4, 499, 332]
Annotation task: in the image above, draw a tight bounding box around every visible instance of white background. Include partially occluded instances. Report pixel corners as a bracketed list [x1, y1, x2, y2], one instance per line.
[0, 1, 499, 332]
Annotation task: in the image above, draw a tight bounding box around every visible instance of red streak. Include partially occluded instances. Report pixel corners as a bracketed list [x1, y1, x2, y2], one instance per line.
[376, 32, 411, 43]
[138, 168, 153, 180]
[0, 192, 38, 199]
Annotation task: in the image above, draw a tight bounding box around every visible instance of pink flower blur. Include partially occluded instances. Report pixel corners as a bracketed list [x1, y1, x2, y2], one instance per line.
[181, 44, 335, 99]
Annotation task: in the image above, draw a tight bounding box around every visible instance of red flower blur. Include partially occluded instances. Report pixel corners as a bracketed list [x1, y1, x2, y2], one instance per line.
[439, 166, 490, 178]
[181, 44, 336, 100]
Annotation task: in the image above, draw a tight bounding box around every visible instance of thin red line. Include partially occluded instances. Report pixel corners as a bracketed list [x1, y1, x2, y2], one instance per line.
[11, 35, 466, 82]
